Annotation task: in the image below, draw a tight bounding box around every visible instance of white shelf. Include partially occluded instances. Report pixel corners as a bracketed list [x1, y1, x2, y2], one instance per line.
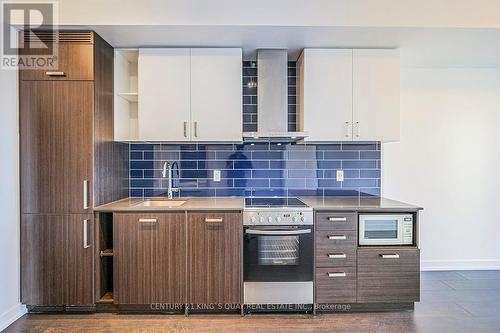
[117, 92, 138, 102]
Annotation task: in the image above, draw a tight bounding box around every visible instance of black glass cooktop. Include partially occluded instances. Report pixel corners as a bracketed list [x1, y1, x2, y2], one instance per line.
[244, 197, 308, 208]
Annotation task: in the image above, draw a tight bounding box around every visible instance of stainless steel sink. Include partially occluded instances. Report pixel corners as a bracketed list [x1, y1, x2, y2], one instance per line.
[136, 199, 187, 208]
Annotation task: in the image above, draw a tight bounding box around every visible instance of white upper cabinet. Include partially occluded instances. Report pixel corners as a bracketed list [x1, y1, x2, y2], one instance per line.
[352, 49, 400, 142]
[298, 48, 400, 142]
[190, 48, 242, 141]
[134, 48, 242, 142]
[138, 48, 191, 141]
[298, 49, 353, 141]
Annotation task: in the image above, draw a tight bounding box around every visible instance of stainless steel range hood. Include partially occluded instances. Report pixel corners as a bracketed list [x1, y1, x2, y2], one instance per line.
[243, 49, 308, 142]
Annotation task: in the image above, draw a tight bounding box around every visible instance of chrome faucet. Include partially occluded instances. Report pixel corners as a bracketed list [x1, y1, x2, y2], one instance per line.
[162, 161, 179, 199]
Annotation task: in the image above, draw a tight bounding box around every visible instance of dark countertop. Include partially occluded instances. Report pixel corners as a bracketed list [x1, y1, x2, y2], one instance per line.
[299, 196, 422, 212]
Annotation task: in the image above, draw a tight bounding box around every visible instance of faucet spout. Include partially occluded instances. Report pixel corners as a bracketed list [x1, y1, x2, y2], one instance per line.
[162, 161, 179, 199]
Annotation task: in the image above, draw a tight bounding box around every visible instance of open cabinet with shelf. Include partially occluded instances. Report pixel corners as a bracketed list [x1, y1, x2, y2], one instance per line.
[114, 48, 139, 141]
[95, 213, 114, 303]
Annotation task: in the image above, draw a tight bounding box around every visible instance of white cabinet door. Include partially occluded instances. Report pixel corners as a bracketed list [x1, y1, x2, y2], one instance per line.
[353, 49, 400, 142]
[190, 48, 242, 141]
[299, 49, 353, 141]
[138, 48, 191, 141]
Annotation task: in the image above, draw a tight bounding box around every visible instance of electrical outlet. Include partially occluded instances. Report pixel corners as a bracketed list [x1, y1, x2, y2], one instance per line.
[213, 169, 221, 182]
[336, 170, 344, 182]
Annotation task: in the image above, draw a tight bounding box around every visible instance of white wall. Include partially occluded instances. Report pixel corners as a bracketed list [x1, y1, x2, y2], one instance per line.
[0, 53, 25, 331]
[383, 68, 500, 270]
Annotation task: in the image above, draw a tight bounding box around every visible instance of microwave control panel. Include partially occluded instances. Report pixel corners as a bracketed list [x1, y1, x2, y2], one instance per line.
[402, 216, 413, 244]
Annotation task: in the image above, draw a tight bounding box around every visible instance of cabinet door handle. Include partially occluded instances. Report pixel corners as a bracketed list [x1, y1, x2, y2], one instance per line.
[328, 217, 347, 222]
[83, 219, 90, 249]
[328, 235, 347, 240]
[355, 121, 361, 138]
[183, 121, 188, 138]
[83, 180, 89, 209]
[138, 218, 158, 223]
[45, 71, 65, 76]
[345, 121, 351, 138]
[205, 218, 223, 223]
[327, 272, 346, 278]
[328, 253, 346, 259]
[380, 254, 400, 259]
[194, 121, 198, 138]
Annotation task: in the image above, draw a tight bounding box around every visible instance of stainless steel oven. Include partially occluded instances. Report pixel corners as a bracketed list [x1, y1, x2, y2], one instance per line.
[243, 197, 314, 305]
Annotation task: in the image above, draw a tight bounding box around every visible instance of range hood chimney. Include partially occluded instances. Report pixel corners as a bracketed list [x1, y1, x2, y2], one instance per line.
[243, 49, 307, 142]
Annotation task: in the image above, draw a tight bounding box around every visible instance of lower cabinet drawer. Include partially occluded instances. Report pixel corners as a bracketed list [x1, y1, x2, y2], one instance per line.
[357, 248, 420, 303]
[315, 267, 356, 303]
[316, 230, 357, 267]
[316, 248, 356, 267]
[315, 212, 357, 231]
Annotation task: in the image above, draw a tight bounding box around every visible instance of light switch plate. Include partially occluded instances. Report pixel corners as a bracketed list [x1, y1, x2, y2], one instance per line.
[336, 170, 344, 182]
[213, 169, 221, 182]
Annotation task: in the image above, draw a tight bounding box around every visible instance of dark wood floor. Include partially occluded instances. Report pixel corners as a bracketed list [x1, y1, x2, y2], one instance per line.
[5, 270, 500, 333]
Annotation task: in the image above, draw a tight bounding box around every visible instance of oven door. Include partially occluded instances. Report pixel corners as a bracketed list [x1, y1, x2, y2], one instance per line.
[359, 214, 403, 245]
[244, 226, 313, 282]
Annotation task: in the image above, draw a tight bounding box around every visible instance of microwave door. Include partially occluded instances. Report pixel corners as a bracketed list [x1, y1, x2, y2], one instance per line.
[360, 216, 401, 245]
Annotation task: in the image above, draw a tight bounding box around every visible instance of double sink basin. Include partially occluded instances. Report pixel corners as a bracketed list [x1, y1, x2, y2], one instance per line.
[133, 198, 187, 208]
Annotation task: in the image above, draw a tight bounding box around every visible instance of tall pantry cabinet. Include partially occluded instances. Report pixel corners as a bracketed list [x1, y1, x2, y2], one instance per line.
[19, 30, 128, 307]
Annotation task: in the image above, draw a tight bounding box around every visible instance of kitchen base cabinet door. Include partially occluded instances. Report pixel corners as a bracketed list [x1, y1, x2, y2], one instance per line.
[357, 248, 420, 303]
[187, 213, 242, 306]
[113, 213, 186, 305]
[21, 214, 94, 305]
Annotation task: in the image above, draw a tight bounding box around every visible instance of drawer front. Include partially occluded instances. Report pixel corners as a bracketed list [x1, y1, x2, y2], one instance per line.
[316, 230, 357, 248]
[315, 212, 357, 231]
[315, 267, 356, 303]
[19, 44, 94, 81]
[357, 248, 420, 303]
[316, 248, 356, 267]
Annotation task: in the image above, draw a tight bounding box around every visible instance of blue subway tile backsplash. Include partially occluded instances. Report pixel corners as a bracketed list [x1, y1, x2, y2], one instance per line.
[127, 60, 381, 198]
[128, 142, 381, 197]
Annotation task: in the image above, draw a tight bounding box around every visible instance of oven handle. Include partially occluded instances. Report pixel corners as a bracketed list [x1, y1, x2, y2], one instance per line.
[245, 229, 312, 235]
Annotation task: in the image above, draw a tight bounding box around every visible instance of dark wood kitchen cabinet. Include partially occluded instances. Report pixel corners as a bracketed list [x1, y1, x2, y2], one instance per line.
[21, 214, 94, 305]
[20, 30, 128, 308]
[357, 247, 420, 303]
[20, 80, 94, 214]
[187, 213, 242, 305]
[113, 213, 186, 304]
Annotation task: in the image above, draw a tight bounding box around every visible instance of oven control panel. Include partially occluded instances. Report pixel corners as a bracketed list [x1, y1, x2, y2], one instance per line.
[244, 210, 314, 226]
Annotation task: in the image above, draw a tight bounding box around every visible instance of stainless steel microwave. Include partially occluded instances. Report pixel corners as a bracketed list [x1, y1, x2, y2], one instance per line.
[359, 214, 413, 245]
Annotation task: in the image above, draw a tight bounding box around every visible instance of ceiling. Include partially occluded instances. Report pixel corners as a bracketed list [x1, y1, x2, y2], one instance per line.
[90, 25, 500, 67]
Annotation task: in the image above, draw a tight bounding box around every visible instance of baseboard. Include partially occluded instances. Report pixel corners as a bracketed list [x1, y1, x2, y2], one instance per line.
[0, 303, 26, 331]
[421, 259, 500, 271]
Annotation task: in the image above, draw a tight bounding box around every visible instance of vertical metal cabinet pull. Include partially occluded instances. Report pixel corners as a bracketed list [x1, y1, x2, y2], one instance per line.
[345, 121, 351, 137]
[205, 217, 223, 223]
[83, 180, 89, 209]
[194, 121, 198, 137]
[183, 121, 188, 137]
[328, 217, 347, 222]
[355, 121, 361, 137]
[45, 71, 65, 76]
[83, 219, 90, 249]
[380, 253, 400, 259]
[327, 272, 346, 278]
